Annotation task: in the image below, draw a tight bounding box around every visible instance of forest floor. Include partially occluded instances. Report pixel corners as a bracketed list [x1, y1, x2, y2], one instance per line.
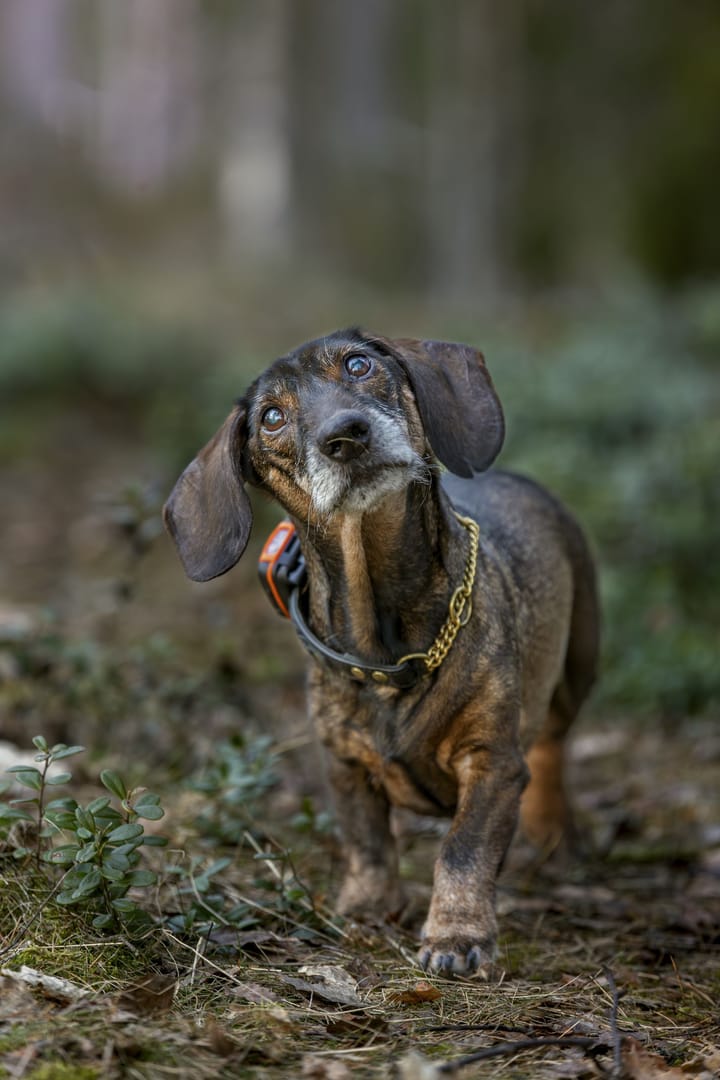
[1, 606, 718, 1079]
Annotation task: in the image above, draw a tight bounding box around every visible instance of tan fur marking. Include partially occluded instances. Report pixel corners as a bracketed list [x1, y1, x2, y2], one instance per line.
[338, 515, 377, 654]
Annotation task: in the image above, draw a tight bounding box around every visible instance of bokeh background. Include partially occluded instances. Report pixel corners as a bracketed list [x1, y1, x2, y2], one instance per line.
[1, 0, 719, 771]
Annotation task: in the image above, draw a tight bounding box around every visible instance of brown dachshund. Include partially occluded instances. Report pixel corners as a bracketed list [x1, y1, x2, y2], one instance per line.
[164, 329, 599, 975]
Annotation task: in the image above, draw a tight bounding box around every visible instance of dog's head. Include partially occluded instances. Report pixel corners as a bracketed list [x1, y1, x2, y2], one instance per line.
[164, 329, 504, 581]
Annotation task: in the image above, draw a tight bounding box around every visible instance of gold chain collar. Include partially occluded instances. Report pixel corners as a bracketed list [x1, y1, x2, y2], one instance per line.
[285, 510, 479, 689]
[398, 511, 479, 674]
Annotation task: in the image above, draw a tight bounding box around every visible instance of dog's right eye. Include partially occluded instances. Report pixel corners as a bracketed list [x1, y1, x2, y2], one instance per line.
[261, 406, 287, 433]
[344, 353, 373, 378]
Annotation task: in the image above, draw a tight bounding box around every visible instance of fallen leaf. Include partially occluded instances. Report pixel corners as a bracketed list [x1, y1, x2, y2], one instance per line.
[395, 1051, 442, 1079]
[278, 972, 362, 1010]
[231, 980, 279, 1005]
[235, 930, 299, 953]
[325, 1013, 388, 1036]
[280, 966, 363, 1007]
[389, 980, 442, 1005]
[298, 964, 358, 988]
[115, 973, 176, 1016]
[622, 1037, 689, 1079]
[1, 965, 89, 1003]
[204, 1017, 239, 1057]
[301, 1053, 352, 1078]
[702, 1048, 720, 1073]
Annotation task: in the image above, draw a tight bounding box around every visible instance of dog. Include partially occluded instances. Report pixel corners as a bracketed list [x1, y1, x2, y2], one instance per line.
[164, 329, 599, 975]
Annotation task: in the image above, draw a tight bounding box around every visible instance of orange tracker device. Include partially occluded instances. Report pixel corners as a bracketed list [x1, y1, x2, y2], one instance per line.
[258, 520, 306, 618]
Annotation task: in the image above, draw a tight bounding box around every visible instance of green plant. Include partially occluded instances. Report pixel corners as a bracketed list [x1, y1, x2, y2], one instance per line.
[1, 737, 85, 864]
[290, 795, 334, 836]
[0, 737, 166, 932]
[190, 734, 280, 844]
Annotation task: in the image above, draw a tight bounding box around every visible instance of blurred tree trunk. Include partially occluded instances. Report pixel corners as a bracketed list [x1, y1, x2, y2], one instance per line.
[287, 0, 421, 287]
[422, 0, 522, 303]
[95, 0, 199, 193]
[1, 0, 71, 126]
[217, 2, 290, 260]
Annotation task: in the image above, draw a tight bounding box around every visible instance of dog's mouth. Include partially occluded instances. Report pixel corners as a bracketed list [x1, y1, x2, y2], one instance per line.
[305, 451, 429, 515]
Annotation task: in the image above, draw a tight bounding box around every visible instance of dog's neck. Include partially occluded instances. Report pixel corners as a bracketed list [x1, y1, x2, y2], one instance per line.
[296, 479, 460, 665]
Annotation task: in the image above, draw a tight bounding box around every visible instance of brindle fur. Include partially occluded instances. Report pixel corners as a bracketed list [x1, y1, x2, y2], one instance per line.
[164, 329, 599, 975]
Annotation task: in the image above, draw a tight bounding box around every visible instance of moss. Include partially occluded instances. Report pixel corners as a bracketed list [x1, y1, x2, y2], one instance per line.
[1, 864, 156, 991]
[8, 941, 148, 991]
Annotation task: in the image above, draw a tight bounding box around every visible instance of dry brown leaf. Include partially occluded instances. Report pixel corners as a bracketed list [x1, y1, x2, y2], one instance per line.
[701, 1048, 720, 1073]
[301, 1053, 353, 1078]
[204, 1017, 239, 1057]
[389, 980, 442, 1005]
[231, 980, 279, 1005]
[280, 966, 363, 1007]
[115, 973, 177, 1016]
[622, 1037, 689, 1079]
[235, 930, 300, 955]
[395, 1051, 442, 1079]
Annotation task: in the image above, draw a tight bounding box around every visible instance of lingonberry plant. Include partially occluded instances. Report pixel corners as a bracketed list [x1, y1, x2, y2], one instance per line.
[0, 736, 166, 931]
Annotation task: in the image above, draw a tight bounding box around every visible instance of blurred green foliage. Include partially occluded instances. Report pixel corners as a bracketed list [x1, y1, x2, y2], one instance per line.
[486, 295, 720, 718]
[0, 291, 247, 468]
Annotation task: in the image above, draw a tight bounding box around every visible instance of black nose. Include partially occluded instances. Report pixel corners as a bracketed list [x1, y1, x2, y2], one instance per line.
[317, 411, 371, 462]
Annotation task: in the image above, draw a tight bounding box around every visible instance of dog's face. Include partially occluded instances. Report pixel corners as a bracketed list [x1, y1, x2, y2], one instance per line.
[164, 329, 504, 582]
[241, 329, 430, 521]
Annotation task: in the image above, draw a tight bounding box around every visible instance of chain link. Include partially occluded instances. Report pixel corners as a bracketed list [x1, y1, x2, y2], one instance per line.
[398, 512, 479, 674]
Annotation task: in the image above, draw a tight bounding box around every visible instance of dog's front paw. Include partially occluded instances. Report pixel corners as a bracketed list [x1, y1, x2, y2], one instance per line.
[418, 933, 497, 976]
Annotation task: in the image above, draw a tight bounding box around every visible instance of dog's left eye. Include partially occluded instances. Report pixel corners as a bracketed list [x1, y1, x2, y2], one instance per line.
[344, 353, 373, 378]
[261, 406, 287, 432]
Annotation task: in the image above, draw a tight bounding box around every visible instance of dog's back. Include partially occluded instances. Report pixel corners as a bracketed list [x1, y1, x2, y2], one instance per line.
[443, 468, 599, 848]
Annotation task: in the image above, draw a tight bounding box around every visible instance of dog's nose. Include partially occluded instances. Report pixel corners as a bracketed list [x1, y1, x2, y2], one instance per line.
[317, 411, 371, 462]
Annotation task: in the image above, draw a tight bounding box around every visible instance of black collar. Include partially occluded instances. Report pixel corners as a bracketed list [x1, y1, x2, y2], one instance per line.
[285, 509, 479, 691]
[288, 590, 428, 690]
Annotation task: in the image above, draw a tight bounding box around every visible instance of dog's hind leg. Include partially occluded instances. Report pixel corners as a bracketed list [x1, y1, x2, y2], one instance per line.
[520, 558, 599, 856]
[520, 709, 575, 855]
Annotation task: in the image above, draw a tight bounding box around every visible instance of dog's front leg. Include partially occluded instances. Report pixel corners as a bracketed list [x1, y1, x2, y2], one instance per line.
[420, 733, 528, 976]
[328, 755, 404, 918]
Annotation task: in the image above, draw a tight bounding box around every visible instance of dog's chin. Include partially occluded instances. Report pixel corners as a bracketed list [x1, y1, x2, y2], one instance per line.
[308, 459, 426, 517]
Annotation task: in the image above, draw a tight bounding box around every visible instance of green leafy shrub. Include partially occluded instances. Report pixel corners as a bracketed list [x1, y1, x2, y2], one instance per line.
[0, 737, 166, 932]
[190, 734, 279, 844]
[481, 299, 720, 718]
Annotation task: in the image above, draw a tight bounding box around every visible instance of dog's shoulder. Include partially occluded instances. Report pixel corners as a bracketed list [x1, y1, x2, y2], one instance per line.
[442, 469, 587, 561]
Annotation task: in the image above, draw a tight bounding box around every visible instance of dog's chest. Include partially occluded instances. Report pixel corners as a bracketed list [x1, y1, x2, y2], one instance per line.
[315, 683, 457, 816]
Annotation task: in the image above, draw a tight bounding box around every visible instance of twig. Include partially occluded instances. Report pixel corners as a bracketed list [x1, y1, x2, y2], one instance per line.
[437, 1035, 610, 1073]
[188, 924, 213, 988]
[422, 1023, 531, 1036]
[162, 929, 251, 987]
[603, 966, 623, 1079]
[242, 829, 348, 939]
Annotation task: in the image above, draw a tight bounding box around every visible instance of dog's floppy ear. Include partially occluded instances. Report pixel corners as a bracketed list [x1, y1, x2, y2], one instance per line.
[389, 338, 504, 477]
[163, 405, 252, 582]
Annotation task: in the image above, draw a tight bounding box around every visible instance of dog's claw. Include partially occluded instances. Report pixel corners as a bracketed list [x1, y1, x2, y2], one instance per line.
[418, 937, 495, 977]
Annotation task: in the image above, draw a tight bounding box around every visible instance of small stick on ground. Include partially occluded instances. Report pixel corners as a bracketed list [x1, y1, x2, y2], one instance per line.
[437, 1035, 611, 1073]
[603, 965, 623, 1079]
